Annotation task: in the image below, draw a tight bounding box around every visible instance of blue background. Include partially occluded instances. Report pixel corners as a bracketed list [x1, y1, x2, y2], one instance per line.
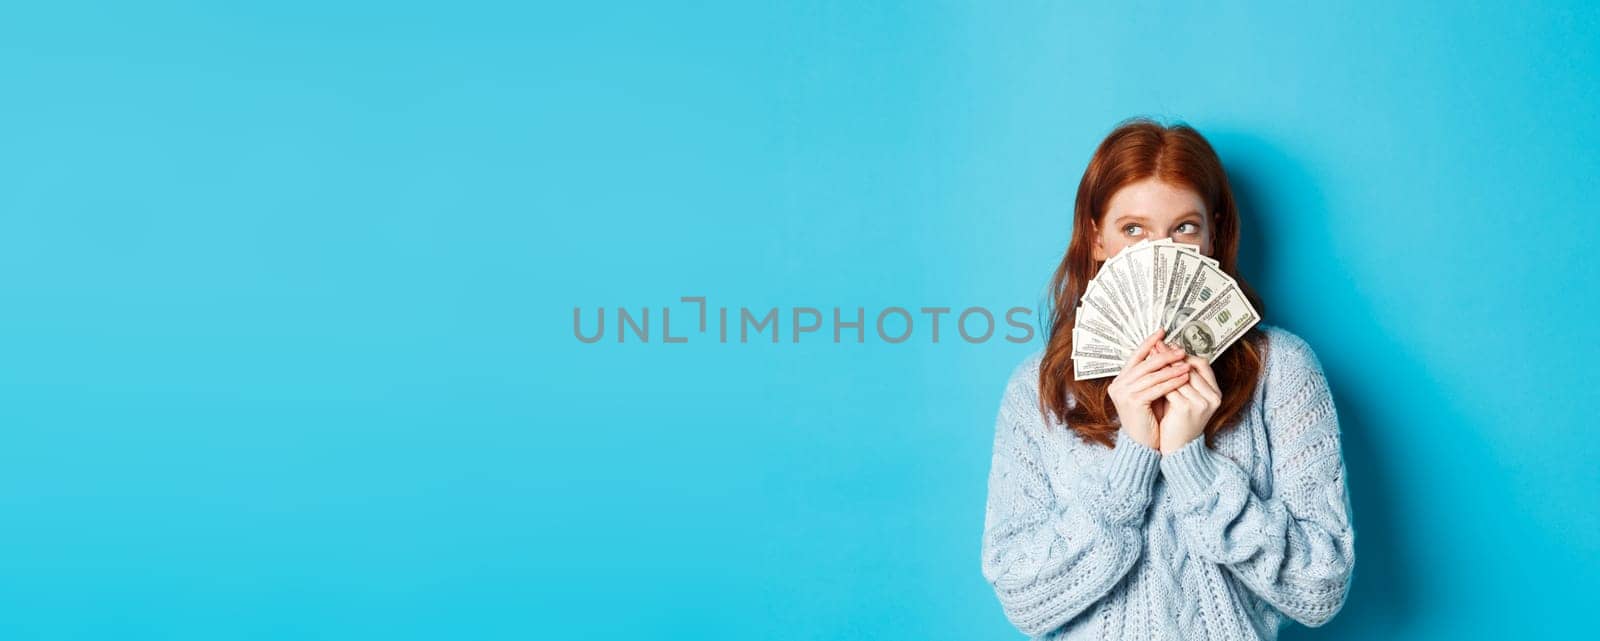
[3, 2, 1596, 639]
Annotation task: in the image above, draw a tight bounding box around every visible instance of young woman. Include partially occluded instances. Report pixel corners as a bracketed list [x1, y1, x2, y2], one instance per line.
[979, 118, 1356, 640]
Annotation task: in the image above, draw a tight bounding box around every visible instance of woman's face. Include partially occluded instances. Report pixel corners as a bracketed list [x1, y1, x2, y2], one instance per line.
[1090, 177, 1214, 262]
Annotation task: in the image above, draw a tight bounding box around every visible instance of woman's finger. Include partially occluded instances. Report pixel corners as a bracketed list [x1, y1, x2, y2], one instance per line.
[1126, 327, 1164, 367]
[1126, 362, 1190, 391]
[1192, 378, 1221, 407]
[1186, 364, 1221, 408]
[1163, 386, 1189, 408]
[1125, 361, 1190, 396]
[1134, 371, 1190, 404]
[1187, 354, 1221, 397]
[1121, 343, 1187, 382]
[1172, 382, 1206, 407]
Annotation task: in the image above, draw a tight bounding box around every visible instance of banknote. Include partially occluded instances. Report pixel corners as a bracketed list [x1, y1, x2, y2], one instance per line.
[1071, 238, 1259, 380]
[1164, 284, 1261, 363]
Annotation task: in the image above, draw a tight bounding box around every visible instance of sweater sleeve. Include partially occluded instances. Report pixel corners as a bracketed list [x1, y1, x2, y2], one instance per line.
[1157, 332, 1356, 628]
[980, 362, 1161, 637]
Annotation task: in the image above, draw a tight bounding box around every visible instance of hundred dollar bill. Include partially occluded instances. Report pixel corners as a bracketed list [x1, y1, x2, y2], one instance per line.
[1119, 242, 1155, 336]
[1072, 327, 1131, 362]
[1168, 260, 1236, 333]
[1082, 280, 1140, 346]
[1165, 284, 1261, 363]
[1073, 304, 1130, 349]
[1090, 256, 1137, 338]
[1072, 238, 1257, 378]
[1149, 240, 1176, 337]
[1159, 243, 1204, 333]
[1073, 356, 1126, 381]
[1103, 251, 1146, 341]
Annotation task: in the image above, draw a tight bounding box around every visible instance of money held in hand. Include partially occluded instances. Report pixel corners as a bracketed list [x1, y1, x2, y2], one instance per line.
[1071, 238, 1261, 380]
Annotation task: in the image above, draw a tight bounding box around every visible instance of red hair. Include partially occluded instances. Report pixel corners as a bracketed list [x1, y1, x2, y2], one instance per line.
[1039, 117, 1267, 448]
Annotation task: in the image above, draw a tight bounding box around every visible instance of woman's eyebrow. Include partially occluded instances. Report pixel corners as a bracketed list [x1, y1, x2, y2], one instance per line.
[1113, 213, 1203, 224]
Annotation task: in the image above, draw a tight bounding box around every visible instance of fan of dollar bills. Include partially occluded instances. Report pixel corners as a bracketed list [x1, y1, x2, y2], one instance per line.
[1072, 238, 1261, 380]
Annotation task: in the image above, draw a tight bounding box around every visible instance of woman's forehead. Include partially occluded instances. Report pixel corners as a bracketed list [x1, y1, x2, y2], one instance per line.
[1105, 179, 1207, 219]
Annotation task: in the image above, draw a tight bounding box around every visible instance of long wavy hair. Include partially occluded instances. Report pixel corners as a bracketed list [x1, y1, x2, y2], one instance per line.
[1039, 117, 1267, 448]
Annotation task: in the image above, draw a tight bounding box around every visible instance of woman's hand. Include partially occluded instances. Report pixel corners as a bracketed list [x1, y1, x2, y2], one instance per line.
[1107, 328, 1191, 450]
[1158, 351, 1222, 454]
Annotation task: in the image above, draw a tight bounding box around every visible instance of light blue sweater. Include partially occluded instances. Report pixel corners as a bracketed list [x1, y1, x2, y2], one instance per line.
[980, 323, 1355, 640]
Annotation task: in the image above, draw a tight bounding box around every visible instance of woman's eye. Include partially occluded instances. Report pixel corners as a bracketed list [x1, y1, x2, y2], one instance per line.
[1123, 224, 1143, 236]
[1177, 222, 1198, 234]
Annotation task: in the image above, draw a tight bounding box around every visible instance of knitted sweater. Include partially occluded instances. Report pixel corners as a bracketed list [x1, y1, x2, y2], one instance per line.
[979, 323, 1355, 640]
